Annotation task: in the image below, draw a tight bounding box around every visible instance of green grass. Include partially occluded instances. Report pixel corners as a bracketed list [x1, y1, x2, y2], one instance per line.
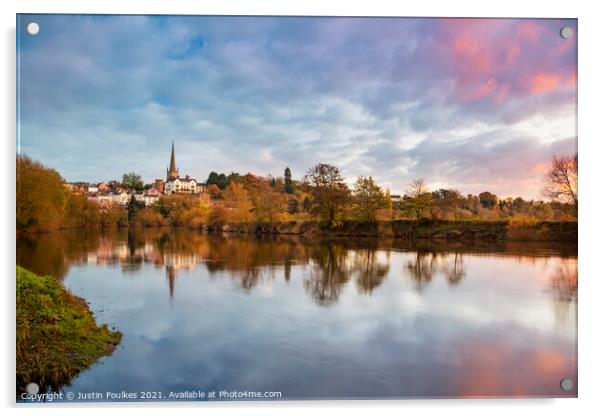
[16, 266, 121, 395]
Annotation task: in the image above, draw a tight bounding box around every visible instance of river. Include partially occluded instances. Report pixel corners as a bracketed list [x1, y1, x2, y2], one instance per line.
[16, 228, 577, 400]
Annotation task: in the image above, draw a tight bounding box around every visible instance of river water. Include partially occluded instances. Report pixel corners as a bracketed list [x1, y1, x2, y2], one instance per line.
[17, 228, 577, 400]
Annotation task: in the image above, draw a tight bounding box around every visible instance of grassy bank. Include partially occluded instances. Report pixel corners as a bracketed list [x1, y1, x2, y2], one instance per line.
[198, 219, 577, 243]
[16, 266, 121, 395]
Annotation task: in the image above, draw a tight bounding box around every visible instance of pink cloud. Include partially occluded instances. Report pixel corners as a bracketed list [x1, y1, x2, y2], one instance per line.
[528, 72, 576, 94]
[437, 19, 576, 103]
[530, 72, 561, 93]
[515, 21, 544, 45]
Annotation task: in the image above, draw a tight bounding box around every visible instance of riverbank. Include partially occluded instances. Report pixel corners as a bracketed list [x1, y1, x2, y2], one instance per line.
[18, 219, 578, 243]
[202, 219, 577, 243]
[16, 266, 121, 395]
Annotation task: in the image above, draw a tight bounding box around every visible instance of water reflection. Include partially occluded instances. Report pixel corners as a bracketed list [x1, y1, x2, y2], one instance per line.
[405, 251, 467, 291]
[16, 228, 577, 399]
[17, 228, 576, 306]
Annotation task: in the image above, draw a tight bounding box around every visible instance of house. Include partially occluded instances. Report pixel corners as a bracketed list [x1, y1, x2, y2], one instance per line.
[144, 188, 161, 206]
[110, 191, 130, 206]
[165, 175, 201, 195]
[88, 195, 113, 209]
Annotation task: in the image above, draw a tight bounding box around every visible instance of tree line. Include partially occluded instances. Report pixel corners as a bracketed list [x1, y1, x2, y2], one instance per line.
[16, 154, 577, 233]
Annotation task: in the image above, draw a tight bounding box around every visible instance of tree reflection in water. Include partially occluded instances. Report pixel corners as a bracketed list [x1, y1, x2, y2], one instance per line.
[17, 229, 580, 308]
[304, 243, 352, 305]
[550, 262, 578, 323]
[354, 249, 390, 295]
[404, 250, 467, 291]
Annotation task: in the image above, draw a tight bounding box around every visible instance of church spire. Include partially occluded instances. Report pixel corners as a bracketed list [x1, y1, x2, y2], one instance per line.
[167, 141, 179, 180]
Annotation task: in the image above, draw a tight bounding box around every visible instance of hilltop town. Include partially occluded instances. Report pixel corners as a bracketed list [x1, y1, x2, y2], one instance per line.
[66, 142, 209, 209]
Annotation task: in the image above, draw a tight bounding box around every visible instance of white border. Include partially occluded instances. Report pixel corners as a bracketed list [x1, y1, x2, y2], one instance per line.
[2, 1, 601, 415]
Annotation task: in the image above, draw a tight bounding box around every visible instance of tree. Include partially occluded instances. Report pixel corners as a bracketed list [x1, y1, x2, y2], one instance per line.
[64, 194, 101, 228]
[17, 155, 68, 232]
[302, 196, 311, 212]
[284, 167, 294, 194]
[154, 194, 196, 225]
[107, 180, 122, 191]
[353, 176, 387, 222]
[206, 184, 222, 199]
[242, 175, 286, 223]
[127, 194, 145, 222]
[207, 171, 224, 189]
[401, 178, 432, 219]
[432, 188, 462, 219]
[446, 189, 462, 220]
[543, 154, 578, 212]
[288, 199, 299, 214]
[304, 164, 351, 226]
[478, 191, 498, 208]
[385, 189, 393, 219]
[207, 171, 239, 190]
[223, 181, 253, 223]
[122, 172, 144, 191]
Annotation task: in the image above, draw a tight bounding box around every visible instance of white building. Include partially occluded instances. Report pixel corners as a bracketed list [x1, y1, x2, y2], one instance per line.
[144, 188, 161, 206]
[87, 195, 113, 209]
[164, 141, 206, 195]
[165, 176, 201, 195]
[110, 191, 130, 206]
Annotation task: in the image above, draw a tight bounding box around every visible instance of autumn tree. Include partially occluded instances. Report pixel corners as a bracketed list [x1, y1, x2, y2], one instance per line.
[436, 188, 462, 220]
[302, 196, 311, 212]
[288, 199, 299, 214]
[64, 194, 101, 228]
[304, 164, 351, 226]
[122, 172, 144, 191]
[385, 189, 393, 219]
[353, 176, 387, 222]
[543, 154, 578, 212]
[401, 178, 432, 219]
[154, 194, 196, 225]
[223, 181, 253, 223]
[241, 174, 286, 223]
[17, 155, 68, 232]
[206, 184, 222, 199]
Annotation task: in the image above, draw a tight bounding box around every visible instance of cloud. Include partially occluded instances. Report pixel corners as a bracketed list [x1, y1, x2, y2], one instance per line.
[17, 15, 577, 199]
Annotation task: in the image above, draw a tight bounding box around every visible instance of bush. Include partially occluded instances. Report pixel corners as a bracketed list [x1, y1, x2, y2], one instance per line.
[134, 208, 168, 227]
[63, 194, 101, 228]
[208, 206, 228, 228]
[100, 206, 128, 228]
[184, 207, 209, 229]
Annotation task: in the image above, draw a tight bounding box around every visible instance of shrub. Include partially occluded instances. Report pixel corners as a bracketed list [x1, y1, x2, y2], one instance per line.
[208, 206, 228, 228]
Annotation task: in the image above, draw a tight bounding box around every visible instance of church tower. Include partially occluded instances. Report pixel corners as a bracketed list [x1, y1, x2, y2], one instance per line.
[166, 141, 179, 181]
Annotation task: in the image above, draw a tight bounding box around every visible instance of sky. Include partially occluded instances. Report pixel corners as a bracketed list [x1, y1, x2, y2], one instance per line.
[17, 15, 577, 199]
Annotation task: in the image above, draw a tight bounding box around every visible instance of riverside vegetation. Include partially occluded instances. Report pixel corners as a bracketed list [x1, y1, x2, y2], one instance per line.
[16, 266, 122, 395]
[16, 155, 577, 242]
